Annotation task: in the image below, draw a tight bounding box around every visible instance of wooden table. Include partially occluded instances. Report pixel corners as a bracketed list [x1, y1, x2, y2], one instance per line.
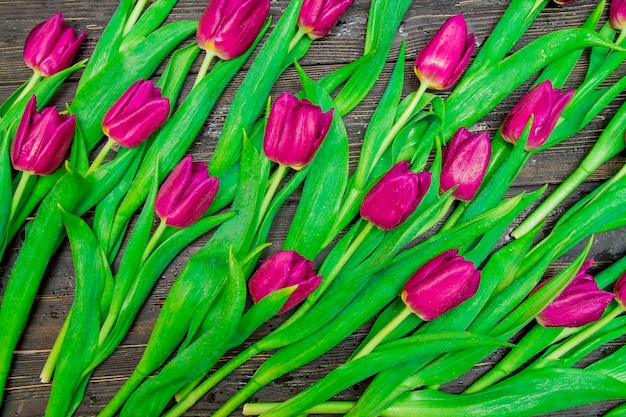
[1, 0, 625, 415]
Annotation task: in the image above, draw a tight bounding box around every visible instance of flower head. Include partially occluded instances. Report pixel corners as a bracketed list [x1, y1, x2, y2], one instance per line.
[414, 14, 475, 90]
[263, 92, 334, 170]
[441, 127, 491, 201]
[248, 250, 323, 314]
[297, 0, 354, 40]
[10, 95, 76, 175]
[501, 79, 574, 151]
[154, 155, 219, 228]
[613, 273, 626, 310]
[536, 260, 614, 328]
[610, 0, 626, 31]
[102, 79, 170, 148]
[23, 12, 85, 77]
[196, 0, 270, 60]
[360, 161, 432, 230]
[402, 249, 480, 321]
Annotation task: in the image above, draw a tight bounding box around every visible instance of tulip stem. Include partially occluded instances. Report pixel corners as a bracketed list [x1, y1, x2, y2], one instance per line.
[86, 138, 116, 176]
[531, 306, 623, 369]
[14, 72, 42, 106]
[289, 27, 307, 53]
[352, 306, 413, 361]
[141, 220, 168, 264]
[258, 164, 289, 229]
[123, 0, 148, 36]
[40, 309, 72, 383]
[243, 401, 355, 415]
[9, 171, 33, 222]
[192, 51, 216, 88]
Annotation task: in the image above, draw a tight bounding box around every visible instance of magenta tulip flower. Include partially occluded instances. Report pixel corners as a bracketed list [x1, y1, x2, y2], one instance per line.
[196, 0, 270, 60]
[297, 0, 354, 40]
[501, 79, 574, 151]
[102, 79, 170, 148]
[610, 0, 626, 31]
[360, 161, 432, 231]
[441, 127, 491, 201]
[263, 92, 334, 170]
[401, 249, 480, 321]
[10, 95, 75, 175]
[536, 260, 614, 328]
[414, 14, 475, 90]
[248, 250, 323, 314]
[23, 12, 85, 77]
[154, 155, 220, 228]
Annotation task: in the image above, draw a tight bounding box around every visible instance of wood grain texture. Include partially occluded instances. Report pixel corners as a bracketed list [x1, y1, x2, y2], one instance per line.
[1, 0, 626, 416]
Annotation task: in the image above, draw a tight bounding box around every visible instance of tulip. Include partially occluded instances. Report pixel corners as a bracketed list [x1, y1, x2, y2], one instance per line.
[536, 260, 614, 328]
[10, 95, 75, 175]
[610, 0, 626, 31]
[248, 250, 323, 314]
[414, 14, 475, 90]
[500, 79, 574, 151]
[102, 79, 170, 148]
[360, 161, 431, 231]
[297, 0, 354, 40]
[263, 92, 334, 170]
[196, 0, 270, 61]
[613, 273, 626, 310]
[154, 155, 220, 228]
[401, 249, 480, 321]
[553, 0, 574, 4]
[441, 127, 491, 201]
[23, 12, 85, 77]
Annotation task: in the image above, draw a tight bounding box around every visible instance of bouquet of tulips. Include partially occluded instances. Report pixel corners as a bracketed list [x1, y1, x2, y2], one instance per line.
[2, 0, 626, 416]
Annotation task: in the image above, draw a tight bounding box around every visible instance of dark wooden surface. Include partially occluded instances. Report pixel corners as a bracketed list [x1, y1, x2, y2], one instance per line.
[1, 0, 626, 416]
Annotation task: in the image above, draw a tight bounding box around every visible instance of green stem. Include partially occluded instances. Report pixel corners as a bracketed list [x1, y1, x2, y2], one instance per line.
[257, 164, 289, 229]
[9, 171, 33, 222]
[192, 51, 216, 88]
[141, 220, 167, 263]
[417, 196, 455, 236]
[14, 71, 43, 105]
[352, 306, 413, 361]
[291, 222, 375, 323]
[243, 401, 355, 415]
[86, 138, 116, 176]
[39, 310, 72, 383]
[616, 29, 626, 49]
[164, 345, 261, 417]
[97, 370, 145, 417]
[123, 0, 148, 36]
[511, 163, 593, 239]
[213, 379, 265, 417]
[289, 27, 307, 53]
[532, 306, 624, 369]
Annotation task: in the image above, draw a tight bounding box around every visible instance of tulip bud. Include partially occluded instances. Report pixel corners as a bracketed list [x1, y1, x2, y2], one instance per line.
[501, 79, 574, 151]
[297, 0, 354, 40]
[613, 273, 626, 310]
[441, 127, 491, 201]
[414, 14, 475, 90]
[154, 155, 220, 228]
[360, 161, 431, 231]
[102, 79, 170, 148]
[10, 95, 75, 175]
[610, 0, 626, 31]
[263, 92, 334, 170]
[401, 249, 480, 321]
[248, 250, 323, 314]
[196, 0, 270, 60]
[23, 12, 85, 77]
[536, 260, 614, 328]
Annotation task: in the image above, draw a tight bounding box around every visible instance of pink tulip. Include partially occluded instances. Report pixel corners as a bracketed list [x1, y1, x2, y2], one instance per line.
[248, 250, 323, 314]
[10, 95, 75, 175]
[297, 0, 354, 40]
[610, 0, 626, 31]
[402, 249, 480, 321]
[23, 12, 85, 77]
[360, 161, 432, 231]
[154, 155, 219, 228]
